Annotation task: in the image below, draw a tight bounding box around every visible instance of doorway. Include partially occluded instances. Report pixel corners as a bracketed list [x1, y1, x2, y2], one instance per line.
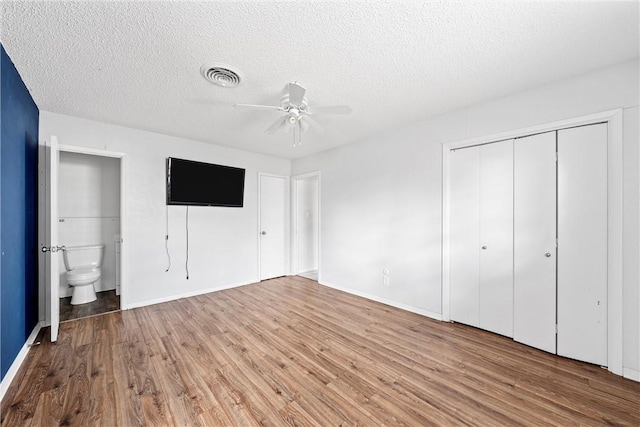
[442, 109, 624, 376]
[292, 172, 320, 281]
[39, 139, 126, 341]
[57, 151, 121, 322]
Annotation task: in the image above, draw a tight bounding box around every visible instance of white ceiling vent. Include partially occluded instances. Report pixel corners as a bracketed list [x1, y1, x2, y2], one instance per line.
[200, 64, 242, 88]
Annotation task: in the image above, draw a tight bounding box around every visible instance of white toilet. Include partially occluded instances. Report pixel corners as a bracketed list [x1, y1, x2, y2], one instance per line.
[62, 244, 105, 305]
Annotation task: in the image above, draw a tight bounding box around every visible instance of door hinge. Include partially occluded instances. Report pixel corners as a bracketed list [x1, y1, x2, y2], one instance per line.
[555, 152, 558, 162]
[555, 324, 558, 333]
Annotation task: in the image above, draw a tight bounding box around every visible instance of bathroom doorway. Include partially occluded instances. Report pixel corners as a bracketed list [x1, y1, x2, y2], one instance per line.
[292, 172, 320, 281]
[56, 150, 122, 322]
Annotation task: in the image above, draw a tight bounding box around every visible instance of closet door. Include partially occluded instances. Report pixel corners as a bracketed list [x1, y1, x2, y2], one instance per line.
[557, 124, 608, 366]
[449, 146, 480, 327]
[479, 140, 514, 337]
[514, 132, 557, 353]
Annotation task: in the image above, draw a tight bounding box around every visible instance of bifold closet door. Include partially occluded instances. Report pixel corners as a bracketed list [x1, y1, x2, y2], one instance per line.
[479, 140, 513, 337]
[450, 146, 480, 327]
[557, 124, 608, 366]
[450, 140, 513, 333]
[514, 132, 557, 354]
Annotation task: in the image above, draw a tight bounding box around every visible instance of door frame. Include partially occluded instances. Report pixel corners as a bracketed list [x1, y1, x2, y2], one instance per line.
[442, 109, 624, 376]
[38, 143, 127, 329]
[257, 172, 290, 280]
[291, 171, 321, 281]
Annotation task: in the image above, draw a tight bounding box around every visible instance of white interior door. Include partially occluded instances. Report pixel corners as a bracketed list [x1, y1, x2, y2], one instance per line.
[259, 174, 288, 280]
[449, 146, 480, 327]
[514, 131, 557, 354]
[43, 136, 61, 342]
[479, 140, 514, 337]
[557, 124, 608, 365]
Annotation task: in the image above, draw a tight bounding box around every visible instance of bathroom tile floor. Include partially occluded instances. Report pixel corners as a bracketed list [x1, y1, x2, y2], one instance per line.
[59, 289, 120, 322]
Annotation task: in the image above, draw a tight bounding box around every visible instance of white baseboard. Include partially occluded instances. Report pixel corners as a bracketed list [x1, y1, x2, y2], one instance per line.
[319, 280, 442, 321]
[0, 323, 42, 403]
[122, 279, 256, 310]
[623, 367, 640, 382]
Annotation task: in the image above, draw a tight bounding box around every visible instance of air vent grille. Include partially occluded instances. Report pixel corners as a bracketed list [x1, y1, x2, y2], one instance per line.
[200, 65, 242, 88]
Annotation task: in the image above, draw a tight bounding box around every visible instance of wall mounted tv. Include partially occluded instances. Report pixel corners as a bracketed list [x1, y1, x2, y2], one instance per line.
[166, 157, 245, 207]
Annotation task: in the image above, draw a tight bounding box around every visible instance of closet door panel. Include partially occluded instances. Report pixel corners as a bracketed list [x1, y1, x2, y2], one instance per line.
[449, 146, 480, 327]
[557, 124, 608, 366]
[514, 132, 557, 353]
[479, 140, 514, 337]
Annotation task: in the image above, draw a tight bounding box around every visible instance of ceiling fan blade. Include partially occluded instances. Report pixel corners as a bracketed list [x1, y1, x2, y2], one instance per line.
[299, 115, 324, 133]
[234, 103, 284, 112]
[309, 105, 352, 115]
[265, 116, 289, 134]
[287, 82, 306, 106]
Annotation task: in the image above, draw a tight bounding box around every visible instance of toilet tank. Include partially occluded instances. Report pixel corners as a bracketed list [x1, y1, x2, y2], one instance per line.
[63, 244, 105, 271]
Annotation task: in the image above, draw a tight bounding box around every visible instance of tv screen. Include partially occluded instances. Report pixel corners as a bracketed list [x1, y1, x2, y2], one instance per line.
[167, 158, 245, 207]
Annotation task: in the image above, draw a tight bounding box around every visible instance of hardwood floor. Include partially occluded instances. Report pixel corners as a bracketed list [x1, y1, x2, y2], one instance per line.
[59, 290, 120, 322]
[2, 276, 639, 426]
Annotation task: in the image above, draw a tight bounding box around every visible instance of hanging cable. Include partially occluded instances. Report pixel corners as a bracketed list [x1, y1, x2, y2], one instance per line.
[185, 205, 190, 279]
[165, 204, 171, 272]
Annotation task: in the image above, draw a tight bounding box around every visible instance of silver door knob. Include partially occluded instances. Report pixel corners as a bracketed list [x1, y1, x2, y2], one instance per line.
[41, 245, 66, 253]
[481, 246, 487, 250]
[261, 231, 267, 235]
[545, 253, 551, 257]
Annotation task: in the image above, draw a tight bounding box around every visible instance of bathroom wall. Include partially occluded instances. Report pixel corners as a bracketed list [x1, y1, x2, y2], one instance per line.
[57, 151, 120, 297]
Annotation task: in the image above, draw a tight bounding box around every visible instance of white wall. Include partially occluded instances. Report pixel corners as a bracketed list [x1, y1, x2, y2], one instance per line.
[58, 152, 120, 296]
[292, 59, 640, 373]
[58, 151, 120, 217]
[296, 178, 319, 273]
[40, 112, 290, 308]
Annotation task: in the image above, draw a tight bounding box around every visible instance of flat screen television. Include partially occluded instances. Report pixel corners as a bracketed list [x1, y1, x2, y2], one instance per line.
[166, 157, 245, 207]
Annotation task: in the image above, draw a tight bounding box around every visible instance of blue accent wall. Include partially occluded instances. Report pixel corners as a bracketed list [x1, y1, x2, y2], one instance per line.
[1, 45, 39, 380]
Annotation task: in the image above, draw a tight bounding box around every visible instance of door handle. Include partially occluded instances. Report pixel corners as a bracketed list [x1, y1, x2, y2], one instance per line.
[261, 231, 267, 235]
[545, 253, 551, 257]
[41, 245, 66, 253]
[481, 246, 487, 250]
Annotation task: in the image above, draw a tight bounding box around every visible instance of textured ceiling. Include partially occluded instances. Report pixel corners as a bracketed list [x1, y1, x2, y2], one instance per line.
[1, 1, 638, 160]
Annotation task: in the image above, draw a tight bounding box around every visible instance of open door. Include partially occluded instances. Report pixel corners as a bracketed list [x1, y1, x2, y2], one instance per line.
[41, 135, 61, 342]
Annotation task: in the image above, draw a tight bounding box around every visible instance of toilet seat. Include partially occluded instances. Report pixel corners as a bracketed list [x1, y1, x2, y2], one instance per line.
[67, 266, 100, 285]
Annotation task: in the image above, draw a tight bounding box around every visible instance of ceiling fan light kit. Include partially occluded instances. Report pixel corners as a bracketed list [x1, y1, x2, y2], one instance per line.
[234, 82, 352, 147]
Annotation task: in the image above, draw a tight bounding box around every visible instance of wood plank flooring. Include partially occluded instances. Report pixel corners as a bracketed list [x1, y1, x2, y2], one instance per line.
[2, 276, 639, 426]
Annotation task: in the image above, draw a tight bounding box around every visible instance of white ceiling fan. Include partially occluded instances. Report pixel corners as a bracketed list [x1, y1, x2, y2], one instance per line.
[234, 82, 352, 147]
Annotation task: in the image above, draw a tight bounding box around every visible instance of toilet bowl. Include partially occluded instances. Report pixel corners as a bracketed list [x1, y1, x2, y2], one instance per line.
[62, 244, 105, 305]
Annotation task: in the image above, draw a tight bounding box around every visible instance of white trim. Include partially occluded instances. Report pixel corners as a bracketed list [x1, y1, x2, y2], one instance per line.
[58, 144, 126, 158]
[291, 171, 321, 279]
[320, 280, 442, 321]
[442, 109, 624, 376]
[623, 368, 640, 382]
[442, 109, 620, 151]
[257, 173, 291, 280]
[122, 279, 256, 310]
[606, 110, 624, 376]
[0, 323, 41, 403]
